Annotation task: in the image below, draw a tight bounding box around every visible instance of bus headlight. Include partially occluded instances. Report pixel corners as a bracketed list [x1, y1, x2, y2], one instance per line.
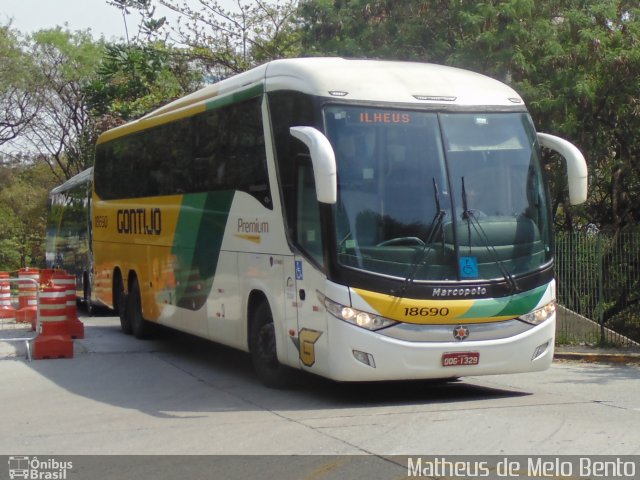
[520, 301, 556, 325]
[323, 297, 397, 331]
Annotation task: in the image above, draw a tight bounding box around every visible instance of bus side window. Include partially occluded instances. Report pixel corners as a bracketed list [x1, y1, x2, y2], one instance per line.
[268, 90, 318, 240]
[296, 154, 324, 265]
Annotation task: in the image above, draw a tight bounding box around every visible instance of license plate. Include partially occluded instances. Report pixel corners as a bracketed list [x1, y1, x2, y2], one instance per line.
[442, 351, 480, 367]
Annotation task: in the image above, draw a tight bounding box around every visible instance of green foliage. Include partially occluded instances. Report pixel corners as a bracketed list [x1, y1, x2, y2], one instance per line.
[535, 3, 640, 232]
[108, 0, 168, 43]
[0, 158, 58, 270]
[0, 23, 40, 145]
[556, 230, 640, 342]
[85, 42, 201, 121]
[297, 0, 640, 234]
[153, 0, 301, 76]
[0, 203, 22, 270]
[20, 28, 104, 180]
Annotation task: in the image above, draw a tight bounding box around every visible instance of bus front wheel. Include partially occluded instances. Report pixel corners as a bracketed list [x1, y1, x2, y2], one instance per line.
[249, 302, 289, 388]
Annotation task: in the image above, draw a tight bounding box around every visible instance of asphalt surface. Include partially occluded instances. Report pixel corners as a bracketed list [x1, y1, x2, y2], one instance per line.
[1, 313, 639, 480]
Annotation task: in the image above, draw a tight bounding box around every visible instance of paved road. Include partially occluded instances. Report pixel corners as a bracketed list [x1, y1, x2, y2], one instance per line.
[1, 314, 639, 477]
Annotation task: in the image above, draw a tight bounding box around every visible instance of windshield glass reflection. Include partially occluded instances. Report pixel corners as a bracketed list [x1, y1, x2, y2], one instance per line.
[323, 106, 551, 282]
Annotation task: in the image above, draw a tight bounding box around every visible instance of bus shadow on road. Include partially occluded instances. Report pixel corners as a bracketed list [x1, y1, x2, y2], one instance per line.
[23, 316, 531, 417]
[145, 321, 532, 407]
[303, 376, 529, 406]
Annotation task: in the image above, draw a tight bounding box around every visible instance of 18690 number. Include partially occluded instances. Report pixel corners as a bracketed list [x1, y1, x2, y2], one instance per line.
[403, 307, 450, 317]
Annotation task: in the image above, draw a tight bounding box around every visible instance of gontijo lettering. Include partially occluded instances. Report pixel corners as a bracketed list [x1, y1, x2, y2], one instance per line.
[117, 208, 162, 235]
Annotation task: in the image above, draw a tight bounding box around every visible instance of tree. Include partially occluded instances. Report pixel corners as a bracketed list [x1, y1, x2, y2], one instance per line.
[296, 0, 640, 339]
[0, 156, 57, 269]
[18, 28, 104, 181]
[85, 41, 202, 122]
[108, 0, 169, 44]
[297, 0, 640, 234]
[519, 2, 640, 233]
[0, 24, 40, 146]
[130, 0, 302, 77]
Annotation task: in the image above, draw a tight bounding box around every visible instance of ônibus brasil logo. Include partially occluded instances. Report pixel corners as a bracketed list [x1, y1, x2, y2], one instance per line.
[8, 456, 73, 479]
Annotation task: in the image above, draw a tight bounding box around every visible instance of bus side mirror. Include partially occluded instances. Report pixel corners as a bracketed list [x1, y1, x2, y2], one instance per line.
[537, 132, 588, 205]
[290, 126, 337, 204]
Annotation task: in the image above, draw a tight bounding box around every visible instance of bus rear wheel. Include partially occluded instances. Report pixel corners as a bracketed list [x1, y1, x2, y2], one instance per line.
[250, 302, 289, 389]
[83, 272, 93, 316]
[117, 279, 132, 335]
[127, 277, 153, 339]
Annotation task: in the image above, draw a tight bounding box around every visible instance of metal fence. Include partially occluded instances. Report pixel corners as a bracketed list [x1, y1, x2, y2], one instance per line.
[0, 276, 39, 360]
[555, 232, 640, 347]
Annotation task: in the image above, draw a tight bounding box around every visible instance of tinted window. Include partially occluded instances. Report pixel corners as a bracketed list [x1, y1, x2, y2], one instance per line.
[94, 96, 271, 208]
[324, 106, 551, 281]
[268, 91, 317, 243]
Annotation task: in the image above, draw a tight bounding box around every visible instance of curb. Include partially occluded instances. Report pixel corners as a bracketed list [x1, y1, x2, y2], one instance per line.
[554, 351, 640, 365]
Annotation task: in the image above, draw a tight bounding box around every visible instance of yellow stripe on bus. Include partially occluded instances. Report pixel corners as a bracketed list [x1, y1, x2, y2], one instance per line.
[234, 234, 261, 244]
[97, 104, 207, 144]
[352, 288, 516, 325]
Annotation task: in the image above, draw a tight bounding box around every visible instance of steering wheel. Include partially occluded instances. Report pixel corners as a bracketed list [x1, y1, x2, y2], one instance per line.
[376, 237, 425, 247]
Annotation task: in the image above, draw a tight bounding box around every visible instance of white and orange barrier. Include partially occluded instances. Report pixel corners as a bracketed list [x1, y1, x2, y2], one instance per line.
[0, 267, 86, 360]
[16, 268, 39, 325]
[32, 284, 73, 359]
[50, 272, 84, 339]
[39, 268, 59, 289]
[0, 272, 15, 321]
[0, 270, 40, 361]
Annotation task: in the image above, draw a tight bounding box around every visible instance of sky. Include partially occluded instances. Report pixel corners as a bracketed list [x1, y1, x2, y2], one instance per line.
[3, 0, 141, 40]
[1, 0, 239, 40]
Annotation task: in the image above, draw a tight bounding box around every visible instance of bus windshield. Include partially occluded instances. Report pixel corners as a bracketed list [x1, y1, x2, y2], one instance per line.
[324, 105, 552, 282]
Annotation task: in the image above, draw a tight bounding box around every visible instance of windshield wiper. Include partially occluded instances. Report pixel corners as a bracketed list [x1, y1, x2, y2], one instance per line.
[392, 178, 446, 298]
[460, 177, 518, 293]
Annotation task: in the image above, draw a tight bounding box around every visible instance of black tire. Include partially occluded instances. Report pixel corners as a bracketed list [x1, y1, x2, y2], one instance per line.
[249, 302, 290, 389]
[83, 272, 93, 317]
[127, 277, 153, 339]
[117, 279, 132, 334]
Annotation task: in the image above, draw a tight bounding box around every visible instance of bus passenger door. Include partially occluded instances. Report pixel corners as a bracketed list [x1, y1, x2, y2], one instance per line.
[290, 158, 330, 376]
[291, 256, 329, 375]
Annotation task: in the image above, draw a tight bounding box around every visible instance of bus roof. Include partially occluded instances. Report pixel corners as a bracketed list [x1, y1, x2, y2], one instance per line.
[97, 57, 525, 144]
[49, 167, 93, 196]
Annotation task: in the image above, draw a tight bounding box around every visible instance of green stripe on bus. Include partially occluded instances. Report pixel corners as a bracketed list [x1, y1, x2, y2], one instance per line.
[460, 284, 548, 319]
[204, 83, 264, 111]
[494, 284, 547, 317]
[172, 191, 235, 310]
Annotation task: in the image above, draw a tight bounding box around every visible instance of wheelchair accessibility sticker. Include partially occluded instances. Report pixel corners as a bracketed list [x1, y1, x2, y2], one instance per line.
[295, 260, 303, 280]
[460, 256, 479, 279]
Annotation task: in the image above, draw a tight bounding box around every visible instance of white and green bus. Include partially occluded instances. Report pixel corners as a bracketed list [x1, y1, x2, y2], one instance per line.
[46, 167, 94, 309]
[92, 58, 587, 386]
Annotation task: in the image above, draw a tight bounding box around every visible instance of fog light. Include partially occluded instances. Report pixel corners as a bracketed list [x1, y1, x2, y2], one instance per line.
[352, 349, 376, 368]
[532, 341, 550, 360]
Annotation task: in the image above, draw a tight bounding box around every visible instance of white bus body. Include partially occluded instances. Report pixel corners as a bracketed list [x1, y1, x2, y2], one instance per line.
[92, 58, 587, 385]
